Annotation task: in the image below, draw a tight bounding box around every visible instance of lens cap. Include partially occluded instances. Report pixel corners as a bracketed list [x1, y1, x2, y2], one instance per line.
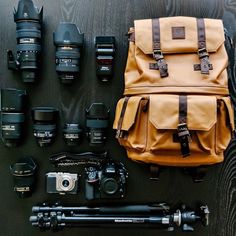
[10, 157, 37, 198]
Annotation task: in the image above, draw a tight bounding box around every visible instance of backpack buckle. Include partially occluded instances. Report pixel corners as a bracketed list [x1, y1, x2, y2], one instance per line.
[198, 48, 209, 59]
[197, 48, 210, 74]
[152, 50, 168, 78]
[153, 49, 163, 60]
[177, 123, 191, 157]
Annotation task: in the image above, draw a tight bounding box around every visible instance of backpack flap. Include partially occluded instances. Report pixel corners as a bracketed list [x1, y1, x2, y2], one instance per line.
[124, 17, 229, 96]
[134, 17, 225, 77]
[134, 17, 225, 54]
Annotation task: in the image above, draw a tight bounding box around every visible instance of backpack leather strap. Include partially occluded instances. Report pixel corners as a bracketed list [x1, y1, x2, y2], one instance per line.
[152, 18, 168, 78]
[177, 95, 191, 157]
[116, 96, 130, 138]
[183, 166, 208, 182]
[197, 18, 210, 75]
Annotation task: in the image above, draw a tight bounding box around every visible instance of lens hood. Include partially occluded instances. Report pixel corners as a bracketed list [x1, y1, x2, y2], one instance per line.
[31, 107, 58, 123]
[14, 0, 43, 22]
[54, 23, 84, 46]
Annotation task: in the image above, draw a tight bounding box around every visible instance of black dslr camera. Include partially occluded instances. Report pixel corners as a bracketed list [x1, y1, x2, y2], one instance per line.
[0, 88, 27, 147]
[7, 0, 43, 83]
[53, 23, 84, 83]
[85, 161, 128, 200]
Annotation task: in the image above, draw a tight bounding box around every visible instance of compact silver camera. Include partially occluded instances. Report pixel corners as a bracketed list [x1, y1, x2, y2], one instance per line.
[46, 172, 79, 195]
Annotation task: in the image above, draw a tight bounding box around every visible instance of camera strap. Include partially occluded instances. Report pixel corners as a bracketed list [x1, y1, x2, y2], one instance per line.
[49, 151, 109, 167]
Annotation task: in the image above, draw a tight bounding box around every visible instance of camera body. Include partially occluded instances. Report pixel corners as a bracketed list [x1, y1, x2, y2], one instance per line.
[46, 172, 79, 195]
[85, 162, 127, 200]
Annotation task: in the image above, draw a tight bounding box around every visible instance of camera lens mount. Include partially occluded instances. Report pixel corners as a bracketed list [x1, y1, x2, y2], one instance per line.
[100, 177, 119, 195]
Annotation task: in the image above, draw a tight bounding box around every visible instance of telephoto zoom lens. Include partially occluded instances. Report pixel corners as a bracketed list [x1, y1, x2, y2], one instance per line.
[0, 88, 27, 147]
[7, 0, 43, 83]
[53, 23, 84, 83]
[31, 107, 59, 147]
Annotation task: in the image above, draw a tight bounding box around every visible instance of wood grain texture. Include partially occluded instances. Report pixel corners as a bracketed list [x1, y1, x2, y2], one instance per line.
[0, 0, 235, 236]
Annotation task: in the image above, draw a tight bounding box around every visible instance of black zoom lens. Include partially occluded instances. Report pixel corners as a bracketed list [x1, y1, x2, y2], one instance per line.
[53, 23, 84, 83]
[0, 88, 27, 147]
[7, 0, 43, 83]
[31, 107, 59, 147]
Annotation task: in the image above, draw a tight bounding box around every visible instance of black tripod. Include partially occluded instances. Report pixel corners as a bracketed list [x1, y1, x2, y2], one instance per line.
[30, 203, 209, 232]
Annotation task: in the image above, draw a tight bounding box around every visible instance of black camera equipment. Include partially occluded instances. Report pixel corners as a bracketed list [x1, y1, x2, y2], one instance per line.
[63, 123, 82, 146]
[49, 151, 108, 167]
[46, 172, 79, 195]
[7, 0, 43, 83]
[86, 103, 109, 146]
[0, 88, 27, 147]
[10, 157, 37, 198]
[30, 203, 209, 232]
[31, 107, 59, 147]
[95, 36, 115, 82]
[53, 23, 84, 83]
[85, 160, 128, 200]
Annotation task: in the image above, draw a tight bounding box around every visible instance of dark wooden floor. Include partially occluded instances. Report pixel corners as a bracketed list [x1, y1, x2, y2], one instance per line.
[0, 0, 236, 235]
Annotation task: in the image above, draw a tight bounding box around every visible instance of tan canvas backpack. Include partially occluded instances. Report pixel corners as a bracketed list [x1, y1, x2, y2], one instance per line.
[113, 16, 235, 168]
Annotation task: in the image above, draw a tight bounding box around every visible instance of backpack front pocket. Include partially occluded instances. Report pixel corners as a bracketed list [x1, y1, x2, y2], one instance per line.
[148, 95, 219, 156]
[113, 96, 148, 152]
